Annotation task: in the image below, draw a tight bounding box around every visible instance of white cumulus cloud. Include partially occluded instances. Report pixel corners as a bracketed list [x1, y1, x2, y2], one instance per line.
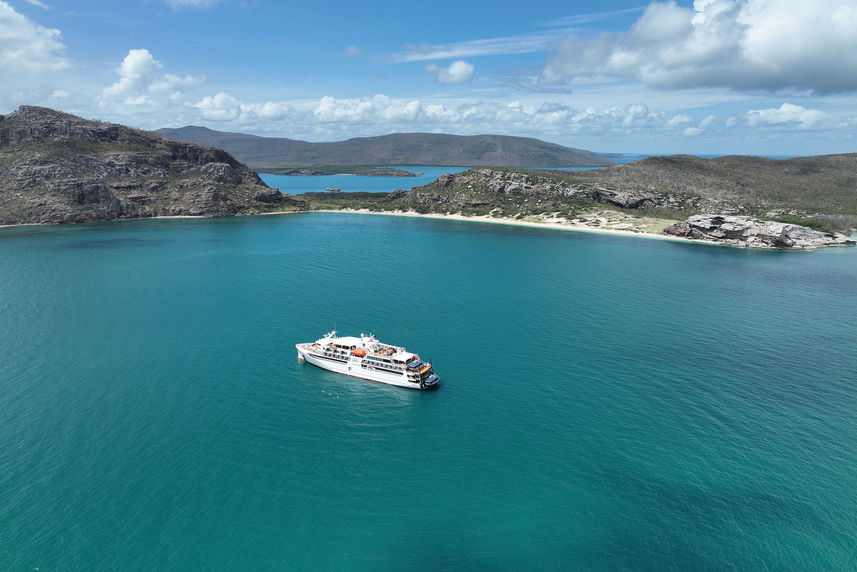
[193, 91, 242, 121]
[189, 93, 298, 124]
[746, 103, 826, 128]
[313, 94, 422, 123]
[0, 1, 68, 77]
[101, 49, 163, 100]
[542, 0, 857, 94]
[94, 87, 855, 156]
[667, 114, 693, 126]
[302, 95, 678, 140]
[99, 49, 205, 108]
[426, 60, 474, 84]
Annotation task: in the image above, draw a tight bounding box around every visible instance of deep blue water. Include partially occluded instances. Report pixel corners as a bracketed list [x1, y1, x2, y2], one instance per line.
[2, 213, 856, 570]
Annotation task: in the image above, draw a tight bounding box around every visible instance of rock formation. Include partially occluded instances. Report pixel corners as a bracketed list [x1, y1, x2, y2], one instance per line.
[0, 106, 308, 226]
[664, 215, 856, 249]
[412, 168, 666, 210]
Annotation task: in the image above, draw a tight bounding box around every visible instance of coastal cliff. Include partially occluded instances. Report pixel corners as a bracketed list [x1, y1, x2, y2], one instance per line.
[0, 106, 307, 226]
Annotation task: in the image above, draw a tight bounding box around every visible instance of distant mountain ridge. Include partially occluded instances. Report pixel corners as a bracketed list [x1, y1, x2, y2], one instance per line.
[153, 126, 615, 169]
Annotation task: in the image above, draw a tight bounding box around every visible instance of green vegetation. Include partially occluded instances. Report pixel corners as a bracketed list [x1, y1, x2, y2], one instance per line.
[300, 191, 394, 210]
[299, 156, 857, 234]
[548, 155, 857, 218]
[304, 186, 604, 219]
[266, 204, 304, 213]
[762, 214, 857, 235]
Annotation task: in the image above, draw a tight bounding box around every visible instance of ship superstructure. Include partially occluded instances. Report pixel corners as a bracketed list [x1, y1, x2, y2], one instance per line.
[296, 331, 439, 390]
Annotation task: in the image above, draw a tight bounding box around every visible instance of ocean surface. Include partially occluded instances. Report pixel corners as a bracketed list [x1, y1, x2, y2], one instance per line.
[2, 212, 857, 570]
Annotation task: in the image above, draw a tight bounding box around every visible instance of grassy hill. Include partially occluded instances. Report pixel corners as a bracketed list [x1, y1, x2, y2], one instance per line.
[153, 127, 616, 170]
[550, 154, 857, 216]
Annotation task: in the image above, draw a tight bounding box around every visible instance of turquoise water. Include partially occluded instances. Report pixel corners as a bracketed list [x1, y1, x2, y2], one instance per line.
[259, 166, 469, 194]
[258, 158, 646, 196]
[258, 157, 663, 195]
[2, 213, 857, 570]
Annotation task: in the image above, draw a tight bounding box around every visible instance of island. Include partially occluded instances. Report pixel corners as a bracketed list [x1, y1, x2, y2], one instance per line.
[270, 166, 420, 177]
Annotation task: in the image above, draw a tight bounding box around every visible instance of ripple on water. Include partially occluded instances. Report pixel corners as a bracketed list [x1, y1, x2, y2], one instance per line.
[1, 212, 856, 569]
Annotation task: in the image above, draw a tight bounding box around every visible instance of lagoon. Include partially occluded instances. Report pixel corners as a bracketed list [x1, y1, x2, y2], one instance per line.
[259, 165, 469, 195]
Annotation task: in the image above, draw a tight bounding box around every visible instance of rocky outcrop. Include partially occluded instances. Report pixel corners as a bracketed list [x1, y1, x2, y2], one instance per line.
[434, 169, 589, 198]
[0, 106, 308, 226]
[664, 215, 856, 249]
[306, 167, 699, 217]
[424, 168, 667, 209]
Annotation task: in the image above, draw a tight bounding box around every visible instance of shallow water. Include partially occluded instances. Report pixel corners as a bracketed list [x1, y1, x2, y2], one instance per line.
[259, 165, 469, 194]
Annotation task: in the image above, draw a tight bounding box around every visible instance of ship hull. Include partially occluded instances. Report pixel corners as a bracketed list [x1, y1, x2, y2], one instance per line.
[296, 344, 437, 390]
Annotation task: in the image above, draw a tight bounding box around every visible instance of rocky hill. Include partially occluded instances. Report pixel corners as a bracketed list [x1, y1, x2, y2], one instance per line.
[302, 161, 857, 248]
[153, 127, 615, 170]
[0, 106, 307, 226]
[553, 154, 857, 219]
[323, 158, 857, 231]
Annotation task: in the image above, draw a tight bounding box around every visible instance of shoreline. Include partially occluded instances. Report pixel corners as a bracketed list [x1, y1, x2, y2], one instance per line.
[312, 208, 719, 246]
[0, 212, 303, 230]
[4, 210, 854, 250]
[2, 209, 690, 245]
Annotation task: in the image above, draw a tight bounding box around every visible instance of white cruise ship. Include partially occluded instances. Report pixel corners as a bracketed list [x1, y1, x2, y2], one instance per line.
[296, 331, 439, 390]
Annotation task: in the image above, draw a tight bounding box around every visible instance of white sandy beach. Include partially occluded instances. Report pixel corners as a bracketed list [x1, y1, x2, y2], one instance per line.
[5, 209, 852, 249]
[313, 208, 719, 246]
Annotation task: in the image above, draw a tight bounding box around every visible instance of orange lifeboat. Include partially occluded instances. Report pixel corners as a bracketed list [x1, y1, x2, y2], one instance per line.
[351, 348, 366, 357]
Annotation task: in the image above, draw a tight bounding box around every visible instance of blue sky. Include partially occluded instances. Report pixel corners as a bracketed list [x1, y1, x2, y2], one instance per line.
[2, 0, 856, 155]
